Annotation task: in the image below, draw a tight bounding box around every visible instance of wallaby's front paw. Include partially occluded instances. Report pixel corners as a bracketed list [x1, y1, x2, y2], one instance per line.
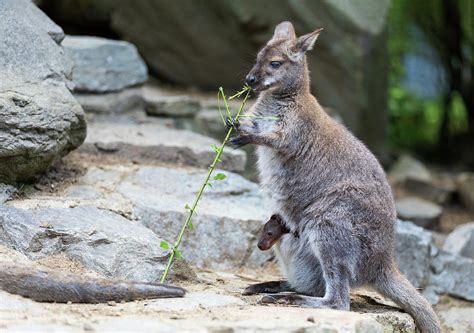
[227, 135, 251, 148]
[226, 118, 240, 131]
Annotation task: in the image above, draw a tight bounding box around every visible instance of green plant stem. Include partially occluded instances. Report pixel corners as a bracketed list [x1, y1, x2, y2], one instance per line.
[160, 86, 251, 283]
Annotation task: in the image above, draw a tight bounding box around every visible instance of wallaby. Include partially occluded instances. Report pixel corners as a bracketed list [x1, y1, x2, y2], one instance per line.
[257, 214, 289, 251]
[0, 263, 185, 303]
[230, 21, 441, 333]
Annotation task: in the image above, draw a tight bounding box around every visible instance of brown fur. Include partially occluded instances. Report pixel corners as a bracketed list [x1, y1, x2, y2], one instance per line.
[233, 21, 441, 333]
[258, 214, 289, 251]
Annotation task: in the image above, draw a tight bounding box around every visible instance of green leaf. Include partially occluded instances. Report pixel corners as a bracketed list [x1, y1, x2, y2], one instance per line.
[211, 144, 222, 154]
[174, 248, 183, 260]
[159, 240, 170, 250]
[207, 182, 213, 188]
[214, 173, 227, 180]
[184, 203, 192, 211]
[188, 221, 194, 230]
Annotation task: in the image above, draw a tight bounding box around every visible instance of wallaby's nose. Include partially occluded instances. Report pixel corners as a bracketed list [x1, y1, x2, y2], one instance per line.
[246, 74, 257, 86]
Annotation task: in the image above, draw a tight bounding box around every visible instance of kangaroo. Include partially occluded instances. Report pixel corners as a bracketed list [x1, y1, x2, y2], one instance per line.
[0, 263, 185, 303]
[230, 21, 441, 333]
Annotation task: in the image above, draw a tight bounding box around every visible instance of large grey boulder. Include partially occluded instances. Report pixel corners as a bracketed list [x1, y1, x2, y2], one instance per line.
[62, 35, 148, 93]
[443, 222, 474, 259]
[395, 220, 435, 288]
[0, 204, 172, 282]
[0, 0, 86, 184]
[0, 84, 87, 184]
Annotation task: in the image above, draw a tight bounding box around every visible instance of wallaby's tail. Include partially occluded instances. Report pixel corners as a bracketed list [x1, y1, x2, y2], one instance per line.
[373, 263, 442, 333]
[0, 263, 185, 303]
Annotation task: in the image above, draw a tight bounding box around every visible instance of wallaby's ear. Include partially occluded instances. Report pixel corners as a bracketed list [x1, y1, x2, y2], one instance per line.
[294, 28, 323, 54]
[272, 21, 296, 40]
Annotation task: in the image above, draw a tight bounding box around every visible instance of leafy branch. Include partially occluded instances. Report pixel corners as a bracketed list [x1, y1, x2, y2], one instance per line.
[159, 85, 251, 283]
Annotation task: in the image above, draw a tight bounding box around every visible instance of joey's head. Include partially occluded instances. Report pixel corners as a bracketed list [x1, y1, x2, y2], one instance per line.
[246, 21, 323, 94]
[258, 214, 290, 251]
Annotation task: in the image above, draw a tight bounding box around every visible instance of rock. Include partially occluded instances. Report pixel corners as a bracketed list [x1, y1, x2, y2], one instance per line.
[422, 285, 441, 305]
[368, 312, 416, 333]
[0, 184, 16, 203]
[143, 85, 201, 117]
[439, 307, 474, 333]
[74, 88, 144, 114]
[107, 0, 391, 155]
[24, 0, 65, 44]
[81, 122, 246, 172]
[195, 109, 230, 137]
[457, 172, 474, 210]
[404, 178, 453, 205]
[443, 222, 474, 259]
[429, 251, 474, 301]
[0, 245, 32, 266]
[395, 197, 442, 230]
[0, 0, 86, 184]
[10, 163, 268, 269]
[431, 231, 447, 250]
[0, 0, 72, 84]
[0, 84, 87, 184]
[388, 154, 431, 184]
[395, 220, 435, 288]
[0, 204, 175, 282]
[62, 35, 148, 93]
[120, 166, 267, 269]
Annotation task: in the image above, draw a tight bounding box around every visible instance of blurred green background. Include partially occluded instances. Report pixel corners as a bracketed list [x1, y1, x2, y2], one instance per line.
[388, 0, 473, 165]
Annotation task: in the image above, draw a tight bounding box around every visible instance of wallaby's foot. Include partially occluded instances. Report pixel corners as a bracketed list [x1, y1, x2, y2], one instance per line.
[226, 118, 240, 131]
[260, 293, 305, 305]
[260, 294, 349, 310]
[243, 280, 292, 295]
[228, 134, 252, 148]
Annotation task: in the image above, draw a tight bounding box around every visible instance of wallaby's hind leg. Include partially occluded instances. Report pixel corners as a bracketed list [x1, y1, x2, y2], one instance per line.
[260, 268, 350, 310]
[243, 280, 293, 295]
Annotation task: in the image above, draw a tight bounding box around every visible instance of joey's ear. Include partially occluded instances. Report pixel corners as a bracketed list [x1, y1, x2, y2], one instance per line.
[272, 21, 296, 40]
[293, 28, 323, 54]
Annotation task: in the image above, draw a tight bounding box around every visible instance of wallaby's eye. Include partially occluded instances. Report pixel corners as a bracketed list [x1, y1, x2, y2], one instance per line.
[270, 61, 281, 69]
[267, 232, 273, 236]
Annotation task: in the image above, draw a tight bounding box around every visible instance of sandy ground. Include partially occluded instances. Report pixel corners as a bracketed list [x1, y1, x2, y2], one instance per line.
[3, 253, 472, 333]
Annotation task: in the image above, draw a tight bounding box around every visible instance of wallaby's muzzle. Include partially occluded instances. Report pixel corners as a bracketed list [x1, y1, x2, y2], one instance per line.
[246, 74, 257, 86]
